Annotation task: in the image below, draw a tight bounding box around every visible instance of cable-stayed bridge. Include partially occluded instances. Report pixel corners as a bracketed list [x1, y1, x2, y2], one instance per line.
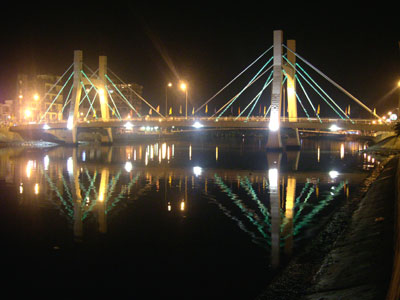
[11, 30, 393, 147]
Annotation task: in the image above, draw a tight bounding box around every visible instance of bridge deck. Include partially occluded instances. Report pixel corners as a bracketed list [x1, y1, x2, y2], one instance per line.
[11, 117, 393, 132]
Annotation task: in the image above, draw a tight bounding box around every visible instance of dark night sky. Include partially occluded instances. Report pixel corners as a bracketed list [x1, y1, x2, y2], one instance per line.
[1, 3, 399, 117]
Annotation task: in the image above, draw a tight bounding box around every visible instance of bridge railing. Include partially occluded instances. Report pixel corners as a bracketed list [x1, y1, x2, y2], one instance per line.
[14, 116, 388, 126]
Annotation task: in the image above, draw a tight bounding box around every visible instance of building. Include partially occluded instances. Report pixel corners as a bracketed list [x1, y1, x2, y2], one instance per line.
[0, 100, 14, 124]
[108, 82, 143, 118]
[80, 82, 144, 119]
[16, 74, 64, 123]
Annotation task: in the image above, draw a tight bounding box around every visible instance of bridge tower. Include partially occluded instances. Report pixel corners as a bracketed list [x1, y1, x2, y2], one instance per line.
[67, 50, 83, 144]
[67, 50, 113, 144]
[283, 40, 300, 148]
[266, 30, 283, 150]
[98, 56, 113, 143]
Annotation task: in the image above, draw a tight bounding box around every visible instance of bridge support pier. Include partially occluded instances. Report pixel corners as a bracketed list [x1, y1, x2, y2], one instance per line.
[283, 39, 300, 149]
[99, 56, 113, 143]
[67, 50, 83, 144]
[266, 30, 283, 150]
[267, 152, 282, 268]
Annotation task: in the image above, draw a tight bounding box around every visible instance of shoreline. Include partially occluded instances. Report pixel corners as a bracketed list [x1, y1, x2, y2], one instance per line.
[256, 155, 395, 299]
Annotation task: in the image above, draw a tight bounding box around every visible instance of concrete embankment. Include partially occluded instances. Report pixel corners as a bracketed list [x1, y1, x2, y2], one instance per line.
[0, 127, 23, 143]
[305, 156, 398, 300]
[257, 155, 399, 300]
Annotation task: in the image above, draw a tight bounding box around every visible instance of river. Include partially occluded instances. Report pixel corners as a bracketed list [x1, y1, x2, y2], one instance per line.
[0, 136, 377, 298]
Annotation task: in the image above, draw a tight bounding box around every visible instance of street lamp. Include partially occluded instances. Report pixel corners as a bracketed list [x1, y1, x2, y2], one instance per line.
[180, 81, 188, 119]
[397, 80, 400, 113]
[166, 82, 172, 117]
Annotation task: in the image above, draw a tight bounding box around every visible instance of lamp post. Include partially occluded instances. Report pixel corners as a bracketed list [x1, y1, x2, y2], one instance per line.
[397, 81, 400, 113]
[180, 81, 188, 119]
[166, 82, 172, 117]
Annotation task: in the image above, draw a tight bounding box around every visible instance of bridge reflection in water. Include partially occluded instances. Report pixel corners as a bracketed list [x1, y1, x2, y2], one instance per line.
[0, 139, 374, 273]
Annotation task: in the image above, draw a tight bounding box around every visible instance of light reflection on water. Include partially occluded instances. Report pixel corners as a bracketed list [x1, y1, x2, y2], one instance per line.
[0, 138, 377, 295]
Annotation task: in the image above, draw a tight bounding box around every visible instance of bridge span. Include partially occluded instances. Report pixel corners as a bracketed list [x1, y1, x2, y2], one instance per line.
[10, 116, 393, 144]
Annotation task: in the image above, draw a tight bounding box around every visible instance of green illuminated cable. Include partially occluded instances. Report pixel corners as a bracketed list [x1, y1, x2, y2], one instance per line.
[214, 174, 269, 238]
[106, 173, 140, 214]
[296, 93, 311, 119]
[296, 63, 352, 122]
[105, 74, 141, 117]
[43, 169, 74, 220]
[106, 87, 122, 120]
[39, 71, 74, 123]
[206, 193, 270, 247]
[239, 176, 270, 224]
[245, 72, 274, 121]
[85, 92, 98, 119]
[80, 81, 97, 116]
[295, 75, 322, 123]
[234, 70, 273, 120]
[216, 56, 273, 120]
[79, 85, 94, 105]
[61, 84, 74, 113]
[195, 45, 273, 114]
[295, 66, 344, 119]
[293, 181, 346, 237]
[282, 56, 345, 120]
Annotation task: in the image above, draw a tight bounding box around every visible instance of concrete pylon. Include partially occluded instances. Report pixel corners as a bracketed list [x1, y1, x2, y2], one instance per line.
[266, 30, 283, 150]
[284, 40, 301, 149]
[98, 56, 113, 143]
[69, 148, 83, 241]
[67, 50, 83, 144]
[267, 152, 282, 268]
[97, 168, 109, 233]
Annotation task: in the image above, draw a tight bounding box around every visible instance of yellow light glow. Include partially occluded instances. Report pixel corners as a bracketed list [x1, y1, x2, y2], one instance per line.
[26, 160, 34, 178]
[285, 177, 296, 218]
[24, 109, 32, 118]
[33, 93, 39, 101]
[269, 111, 280, 131]
[34, 183, 39, 195]
[180, 201, 185, 211]
[180, 82, 187, 91]
[268, 168, 278, 192]
[168, 82, 173, 87]
[340, 143, 345, 159]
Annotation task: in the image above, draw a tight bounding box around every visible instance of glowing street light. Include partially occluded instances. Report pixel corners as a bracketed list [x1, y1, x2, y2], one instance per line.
[166, 82, 172, 117]
[180, 81, 188, 119]
[192, 121, 203, 128]
[24, 109, 32, 119]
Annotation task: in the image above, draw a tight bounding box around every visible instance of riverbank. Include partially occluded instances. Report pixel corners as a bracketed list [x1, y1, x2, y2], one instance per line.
[256, 155, 398, 299]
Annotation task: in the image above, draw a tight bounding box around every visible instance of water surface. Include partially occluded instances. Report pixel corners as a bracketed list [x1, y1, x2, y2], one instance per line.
[0, 137, 376, 298]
